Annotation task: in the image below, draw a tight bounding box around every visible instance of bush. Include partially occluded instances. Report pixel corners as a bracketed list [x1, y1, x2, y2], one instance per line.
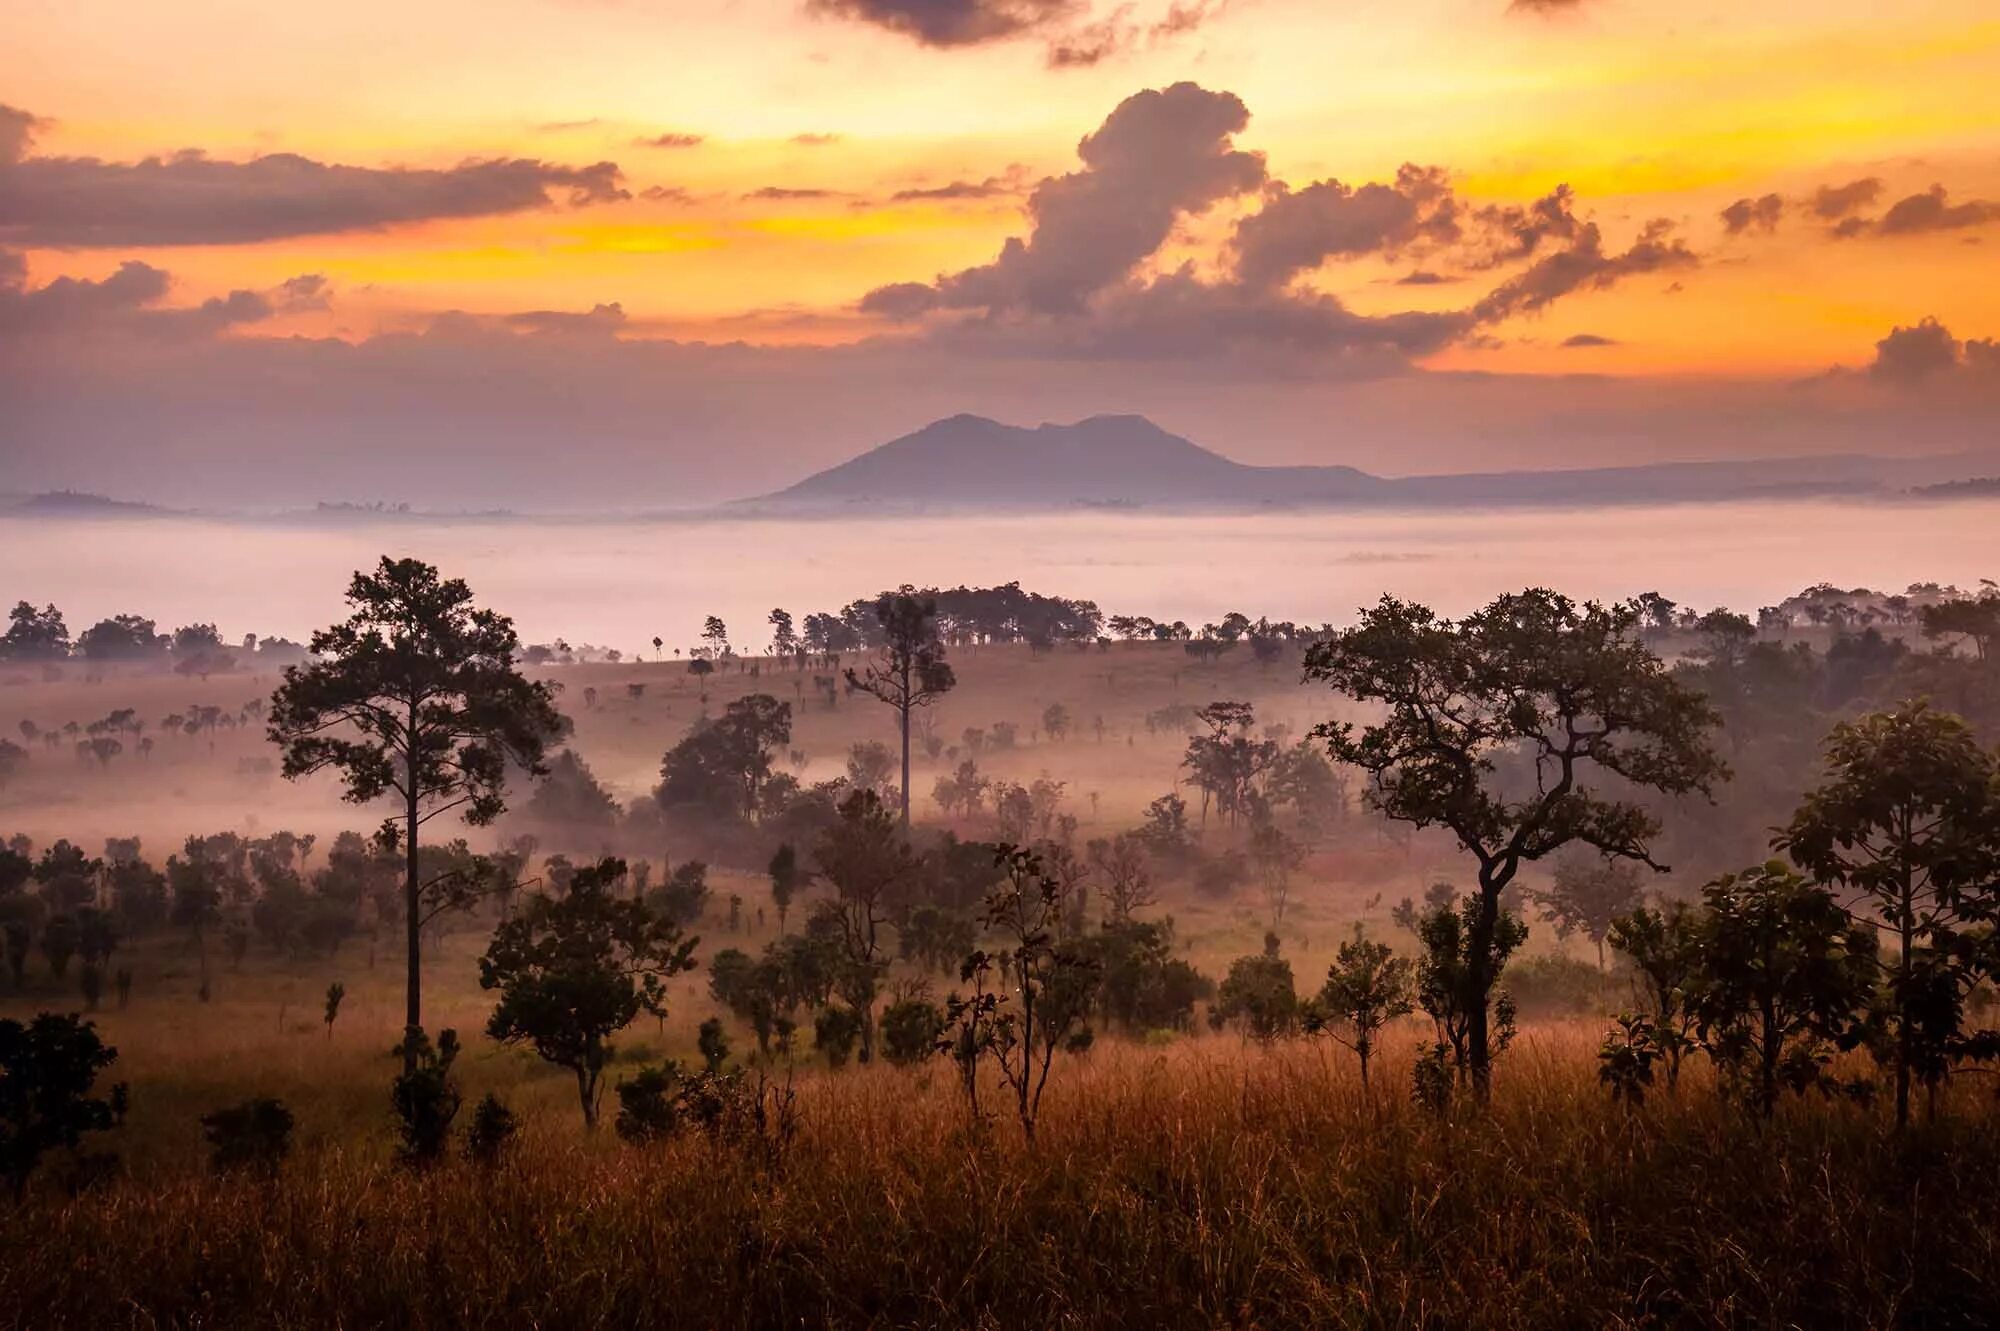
[200, 1098, 294, 1174]
[389, 1029, 462, 1166]
[614, 1066, 682, 1144]
[1503, 954, 1616, 1017]
[465, 1093, 517, 1168]
[813, 1007, 862, 1068]
[880, 998, 945, 1066]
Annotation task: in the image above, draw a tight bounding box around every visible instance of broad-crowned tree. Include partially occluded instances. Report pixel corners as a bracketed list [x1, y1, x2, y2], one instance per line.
[1778, 702, 2000, 1126]
[269, 558, 564, 1069]
[1305, 589, 1725, 1093]
[480, 858, 698, 1128]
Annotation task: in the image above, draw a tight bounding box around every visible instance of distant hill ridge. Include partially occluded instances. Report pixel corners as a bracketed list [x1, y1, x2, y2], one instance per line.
[755, 413, 2000, 511]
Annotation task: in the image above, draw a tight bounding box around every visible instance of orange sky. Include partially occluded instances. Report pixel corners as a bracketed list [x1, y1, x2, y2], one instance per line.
[6, 0, 1998, 377]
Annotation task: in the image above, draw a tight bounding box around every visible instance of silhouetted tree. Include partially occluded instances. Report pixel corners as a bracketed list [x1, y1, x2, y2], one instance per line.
[269, 558, 564, 1070]
[0, 1013, 122, 1199]
[846, 588, 956, 828]
[480, 858, 698, 1128]
[1305, 590, 1725, 1094]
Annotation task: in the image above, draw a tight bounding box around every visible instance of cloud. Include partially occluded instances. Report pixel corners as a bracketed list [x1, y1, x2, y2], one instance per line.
[1867, 316, 1999, 387]
[881, 83, 1265, 318]
[0, 250, 317, 338]
[889, 168, 1027, 203]
[1508, 0, 1588, 12]
[505, 302, 628, 336]
[1876, 185, 1999, 237]
[1231, 165, 1459, 289]
[0, 108, 628, 247]
[790, 133, 842, 147]
[744, 186, 844, 201]
[1561, 332, 1617, 347]
[1, 104, 44, 164]
[1720, 193, 1783, 235]
[1473, 215, 1696, 322]
[635, 132, 704, 149]
[1395, 270, 1453, 285]
[641, 185, 697, 204]
[806, 0, 1072, 47]
[1810, 177, 1881, 220]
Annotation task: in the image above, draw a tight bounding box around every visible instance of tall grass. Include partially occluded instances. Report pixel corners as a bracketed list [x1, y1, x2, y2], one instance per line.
[4, 1032, 1996, 1328]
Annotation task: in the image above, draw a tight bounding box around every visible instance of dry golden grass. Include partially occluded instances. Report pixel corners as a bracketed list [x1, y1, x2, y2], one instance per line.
[3, 1033, 1996, 1328]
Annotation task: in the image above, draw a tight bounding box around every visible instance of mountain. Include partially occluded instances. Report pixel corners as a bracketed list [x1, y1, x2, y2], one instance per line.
[750, 414, 2000, 512]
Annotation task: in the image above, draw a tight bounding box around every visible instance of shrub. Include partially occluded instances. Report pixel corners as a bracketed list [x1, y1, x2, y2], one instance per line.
[464, 1093, 518, 1168]
[200, 1098, 294, 1174]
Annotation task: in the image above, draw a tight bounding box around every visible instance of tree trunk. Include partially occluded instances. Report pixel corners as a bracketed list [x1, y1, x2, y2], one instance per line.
[403, 728, 422, 1075]
[1466, 882, 1499, 1099]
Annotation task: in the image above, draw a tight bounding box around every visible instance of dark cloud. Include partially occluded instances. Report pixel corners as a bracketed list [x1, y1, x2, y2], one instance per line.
[1867, 316, 1999, 387]
[635, 132, 704, 149]
[1231, 165, 1459, 289]
[1876, 185, 1999, 237]
[1473, 216, 1696, 322]
[0, 108, 628, 247]
[1720, 193, 1783, 235]
[1, 104, 44, 164]
[0, 252, 314, 338]
[505, 302, 628, 336]
[806, 0, 1072, 47]
[641, 185, 697, 204]
[1395, 270, 1453, 285]
[1810, 177, 1881, 220]
[881, 83, 1264, 318]
[1562, 332, 1617, 347]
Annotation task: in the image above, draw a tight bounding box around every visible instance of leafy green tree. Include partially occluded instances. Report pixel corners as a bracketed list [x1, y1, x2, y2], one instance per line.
[1607, 900, 1704, 1086]
[1779, 702, 2000, 1126]
[0, 602, 69, 661]
[768, 842, 803, 933]
[1693, 862, 1878, 1117]
[1304, 590, 1725, 1093]
[1311, 924, 1415, 1090]
[1415, 895, 1527, 1086]
[0, 1013, 122, 1199]
[1214, 934, 1300, 1041]
[480, 858, 698, 1127]
[814, 789, 922, 1062]
[845, 588, 957, 828]
[270, 557, 564, 1069]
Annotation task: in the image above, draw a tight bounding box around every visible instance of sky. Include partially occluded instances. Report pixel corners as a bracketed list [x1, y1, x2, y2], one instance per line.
[2, 0, 1998, 507]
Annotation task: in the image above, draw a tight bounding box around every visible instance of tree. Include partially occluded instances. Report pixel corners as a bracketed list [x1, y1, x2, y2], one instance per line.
[1088, 833, 1155, 922]
[846, 588, 957, 828]
[1, 602, 69, 661]
[1693, 862, 1877, 1117]
[324, 981, 346, 1039]
[768, 608, 798, 661]
[1608, 900, 1704, 1087]
[948, 846, 1099, 1140]
[1214, 934, 1299, 1041]
[269, 557, 564, 1069]
[0, 1012, 122, 1199]
[1181, 701, 1277, 828]
[1415, 894, 1527, 1087]
[1249, 817, 1305, 929]
[1531, 852, 1645, 970]
[1311, 925, 1415, 1091]
[480, 858, 698, 1128]
[655, 694, 793, 822]
[1304, 590, 1725, 1093]
[1778, 703, 2000, 1126]
[1042, 702, 1071, 742]
[814, 789, 921, 1062]
[768, 842, 804, 933]
[702, 615, 730, 664]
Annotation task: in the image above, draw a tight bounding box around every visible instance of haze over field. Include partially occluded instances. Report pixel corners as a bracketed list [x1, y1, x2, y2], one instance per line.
[7, 3, 2000, 1326]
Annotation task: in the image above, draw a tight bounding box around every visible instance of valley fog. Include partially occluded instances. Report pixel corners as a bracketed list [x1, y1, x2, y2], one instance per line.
[4, 496, 1996, 650]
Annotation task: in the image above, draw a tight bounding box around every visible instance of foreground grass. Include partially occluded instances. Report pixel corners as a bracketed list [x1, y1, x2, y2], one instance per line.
[3, 1036, 1997, 1329]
